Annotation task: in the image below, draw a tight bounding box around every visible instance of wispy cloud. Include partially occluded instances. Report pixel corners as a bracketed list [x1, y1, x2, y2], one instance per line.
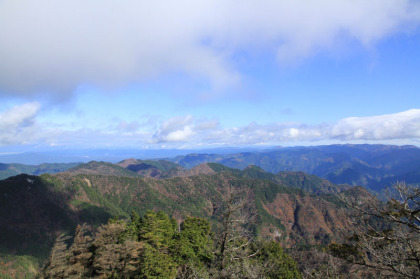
[152, 115, 219, 143]
[0, 102, 41, 145]
[2, 108, 418, 148]
[0, 0, 419, 99]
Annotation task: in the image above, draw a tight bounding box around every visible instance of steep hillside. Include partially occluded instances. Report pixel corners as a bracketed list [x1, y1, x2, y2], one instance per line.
[0, 174, 75, 260]
[0, 174, 128, 259]
[0, 167, 362, 277]
[5, 170, 354, 245]
[0, 172, 131, 277]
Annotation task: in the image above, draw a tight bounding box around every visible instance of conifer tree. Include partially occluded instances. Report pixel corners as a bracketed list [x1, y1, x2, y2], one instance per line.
[138, 210, 176, 250]
[42, 234, 71, 279]
[173, 217, 213, 266]
[65, 223, 93, 278]
[91, 222, 128, 277]
[255, 240, 302, 279]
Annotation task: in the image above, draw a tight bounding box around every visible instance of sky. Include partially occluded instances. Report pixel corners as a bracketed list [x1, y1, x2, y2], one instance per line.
[1, 0, 420, 153]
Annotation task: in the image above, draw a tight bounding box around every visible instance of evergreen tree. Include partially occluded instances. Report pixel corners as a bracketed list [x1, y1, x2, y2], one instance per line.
[123, 211, 141, 241]
[65, 224, 93, 278]
[41, 210, 302, 279]
[172, 217, 213, 266]
[255, 240, 302, 279]
[138, 210, 176, 250]
[139, 243, 177, 279]
[42, 234, 71, 279]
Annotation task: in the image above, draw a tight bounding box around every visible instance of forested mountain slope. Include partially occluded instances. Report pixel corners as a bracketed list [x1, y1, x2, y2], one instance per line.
[0, 164, 361, 277]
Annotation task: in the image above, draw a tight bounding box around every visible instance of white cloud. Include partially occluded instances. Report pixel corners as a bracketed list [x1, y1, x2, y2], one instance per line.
[152, 115, 220, 143]
[0, 102, 41, 145]
[1, 107, 419, 148]
[0, 0, 419, 98]
[150, 109, 420, 146]
[331, 109, 420, 140]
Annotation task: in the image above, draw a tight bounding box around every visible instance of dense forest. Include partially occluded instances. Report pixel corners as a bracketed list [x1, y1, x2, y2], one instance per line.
[42, 211, 301, 279]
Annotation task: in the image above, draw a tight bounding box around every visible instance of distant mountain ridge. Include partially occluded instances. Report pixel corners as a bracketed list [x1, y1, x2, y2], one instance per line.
[165, 144, 420, 191]
[0, 162, 81, 180]
[1, 144, 419, 192]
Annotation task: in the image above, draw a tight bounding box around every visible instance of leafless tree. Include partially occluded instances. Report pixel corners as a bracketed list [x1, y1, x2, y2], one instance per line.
[213, 184, 260, 278]
[330, 182, 420, 278]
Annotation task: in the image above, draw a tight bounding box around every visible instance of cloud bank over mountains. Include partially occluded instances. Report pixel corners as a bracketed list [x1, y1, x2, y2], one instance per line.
[1, 0, 419, 99]
[1, 103, 419, 148]
[1, 1, 419, 150]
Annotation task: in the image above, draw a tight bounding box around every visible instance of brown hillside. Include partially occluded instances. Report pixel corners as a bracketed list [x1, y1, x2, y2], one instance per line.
[261, 193, 349, 246]
[182, 163, 216, 177]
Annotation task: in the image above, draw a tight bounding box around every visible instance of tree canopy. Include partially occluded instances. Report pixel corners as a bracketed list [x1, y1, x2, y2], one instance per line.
[42, 210, 302, 278]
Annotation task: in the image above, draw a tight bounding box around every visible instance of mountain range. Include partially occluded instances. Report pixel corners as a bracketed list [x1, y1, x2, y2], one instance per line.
[3, 144, 419, 192]
[0, 160, 364, 278]
[165, 144, 420, 192]
[0, 144, 419, 278]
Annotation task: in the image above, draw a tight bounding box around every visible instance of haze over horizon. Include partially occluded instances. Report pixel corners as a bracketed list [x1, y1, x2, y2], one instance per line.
[1, 0, 420, 153]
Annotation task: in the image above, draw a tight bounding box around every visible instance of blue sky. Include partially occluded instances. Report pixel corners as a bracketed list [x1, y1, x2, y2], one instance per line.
[1, 0, 420, 153]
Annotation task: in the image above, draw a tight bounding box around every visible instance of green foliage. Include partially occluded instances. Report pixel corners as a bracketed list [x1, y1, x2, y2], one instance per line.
[137, 159, 181, 172]
[42, 234, 72, 278]
[241, 165, 277, 181]
[255, 180, 304, 203]
[172, 217, 213, 265]
[256, 241, 302, 279]
[123, 211, 141, 241]
[78, 176, 129, 219]
[138, 210, 176, 249]
[40, 210, 302, 279]
[207, 163, 241, 174]
[69, 161, 140, 177]
[139, 243, 177, 279]
[0, 163, 80, 180]
[0, 253, 40, 279]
